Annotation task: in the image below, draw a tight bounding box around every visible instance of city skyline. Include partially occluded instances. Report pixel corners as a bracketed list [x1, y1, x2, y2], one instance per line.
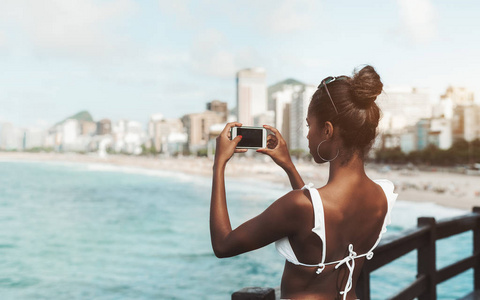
[1, 81, 479, 156]
[1, 0, 480, 128]
[0, 77, 476, 131]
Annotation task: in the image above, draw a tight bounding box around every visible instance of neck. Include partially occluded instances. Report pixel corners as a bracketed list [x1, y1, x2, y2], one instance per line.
[327, 152, 366, 184]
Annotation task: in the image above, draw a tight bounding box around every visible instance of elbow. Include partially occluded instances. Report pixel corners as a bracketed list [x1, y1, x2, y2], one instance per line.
[213, 249, 227, 259]
[212, 243, 234, 258]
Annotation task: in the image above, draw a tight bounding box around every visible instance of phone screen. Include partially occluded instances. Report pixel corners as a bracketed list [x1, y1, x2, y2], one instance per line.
[236, 127, 263, 148]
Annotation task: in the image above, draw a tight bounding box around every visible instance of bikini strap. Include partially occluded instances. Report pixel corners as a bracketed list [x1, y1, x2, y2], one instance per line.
[334, 244, 360, 300]
[302, 183, 326, 273]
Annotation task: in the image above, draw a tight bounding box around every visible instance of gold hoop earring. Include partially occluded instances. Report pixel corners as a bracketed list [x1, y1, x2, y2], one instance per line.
[316, 140, 339, 162]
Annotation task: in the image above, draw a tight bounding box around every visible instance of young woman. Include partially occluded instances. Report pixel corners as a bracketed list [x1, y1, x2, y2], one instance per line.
[210, 65, 397, 300]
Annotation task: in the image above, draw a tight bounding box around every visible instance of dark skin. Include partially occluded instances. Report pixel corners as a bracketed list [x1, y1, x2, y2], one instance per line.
[210, 119, 388, 299]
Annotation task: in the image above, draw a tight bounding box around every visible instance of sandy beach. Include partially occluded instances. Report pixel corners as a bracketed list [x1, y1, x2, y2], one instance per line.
[1, 151, 479, 211]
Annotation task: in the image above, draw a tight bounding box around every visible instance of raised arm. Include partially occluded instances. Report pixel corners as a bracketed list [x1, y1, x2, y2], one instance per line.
[210, 122, 245, 257]
[210, 123, 305, 258]
[256, 125, 305, 190]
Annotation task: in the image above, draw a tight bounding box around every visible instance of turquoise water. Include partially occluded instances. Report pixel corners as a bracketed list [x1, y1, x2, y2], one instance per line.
[0, 160, 474, 299]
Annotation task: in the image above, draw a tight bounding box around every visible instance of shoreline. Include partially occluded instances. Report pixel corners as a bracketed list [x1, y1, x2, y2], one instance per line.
[1, 151, 479, 211]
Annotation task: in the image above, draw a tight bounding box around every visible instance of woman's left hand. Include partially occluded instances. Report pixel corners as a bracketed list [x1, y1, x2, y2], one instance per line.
[256, 125, 293, 169]
[214, 122, 247, 166]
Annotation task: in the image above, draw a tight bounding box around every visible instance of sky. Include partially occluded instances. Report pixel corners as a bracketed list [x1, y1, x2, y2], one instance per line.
[0, 0, 479, 129]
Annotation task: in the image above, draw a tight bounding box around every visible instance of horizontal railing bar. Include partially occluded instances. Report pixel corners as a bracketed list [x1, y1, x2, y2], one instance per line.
[388, 275, 427, 300]
[436, 254, 478, 284]
[436, 213, 479, 240]
[364, 227, 430, 272]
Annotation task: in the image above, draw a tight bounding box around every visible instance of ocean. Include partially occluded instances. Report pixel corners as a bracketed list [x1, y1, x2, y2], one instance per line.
[0, 160, 473, 299]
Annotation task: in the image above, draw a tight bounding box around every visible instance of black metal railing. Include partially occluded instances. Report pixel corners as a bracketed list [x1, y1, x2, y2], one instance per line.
[232, 206, 480, 300]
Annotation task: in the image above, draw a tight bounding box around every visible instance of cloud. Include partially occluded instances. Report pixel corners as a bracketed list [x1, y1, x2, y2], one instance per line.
[145, 51, 190, 70]
[157, 0, 321, 35]
[188, 28, 268, 79]
[0, 0, 137, 58]
[190, 29, 237, 78]
[262, 0, 320, 34]
[158, 0, 194, 26]
[397, 0, 437, 43]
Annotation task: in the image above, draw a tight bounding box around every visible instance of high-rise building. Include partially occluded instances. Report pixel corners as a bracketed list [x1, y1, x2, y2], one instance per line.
[452, 105, 480, 142]
[148, 114, 164, 153]
[416, 119, 430, 151]
[23, 128, 46, 150]
[433, 97, 454, 119]
[148, 114, 184, 153]
[269, 79, 305, 145]
[97, 119, 112, 135]
[441, 86, 475, 107]
[236, 68, 267, 126]
[80, 121, 97, 136]
[62, 119, 80, 146]
[409, 117, 453, 152]
[55, 119, 82, 152]
[268, 79, 305, 110]
[112, 120, 146, 154]
[289, 85, 317, 151]
[377, 87, 432, 134]
[207, 100, 228, 122]
[430, 117, 453, 149]
[0, 122, 22, 150]
[399, 127, 416, 153]
[182, 110, 225, 153]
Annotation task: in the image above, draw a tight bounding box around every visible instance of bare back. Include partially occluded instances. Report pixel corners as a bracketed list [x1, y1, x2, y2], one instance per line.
[280, 178, 389, 299]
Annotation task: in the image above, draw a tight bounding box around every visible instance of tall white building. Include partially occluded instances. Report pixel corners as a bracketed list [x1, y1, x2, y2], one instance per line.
[62, 119, 80, 147]
[430, 117, 452, 149]
[0, 122, 23, 150]
[113, 120, 146, 155]
[24, 128, 46, 150]
[46, 119, 85, 152]
[0, 123, 14, 150]
[148, 113, 164, 152]
[236, 68, 267, 126]
[289, 85, 316, 151]
[45, 119, 88, 152]
[269, 79, 305, 145]
[377, 87, 432, 134]
[433, 97, 454, 119]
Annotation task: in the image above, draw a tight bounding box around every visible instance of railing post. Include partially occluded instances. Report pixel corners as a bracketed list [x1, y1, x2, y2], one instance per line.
[417, 217, 437, 300]
[356, 267, 370, 300]
[473, 206, 480, 290]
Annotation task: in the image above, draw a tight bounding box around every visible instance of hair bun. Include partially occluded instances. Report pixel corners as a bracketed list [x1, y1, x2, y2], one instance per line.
[351, 65, 383, 108]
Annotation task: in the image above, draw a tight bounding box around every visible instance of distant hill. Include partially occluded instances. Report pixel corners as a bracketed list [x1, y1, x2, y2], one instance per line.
[269, 78, 305, 88]
[55, 111, 94, 126]
[267, 78, 306, 110]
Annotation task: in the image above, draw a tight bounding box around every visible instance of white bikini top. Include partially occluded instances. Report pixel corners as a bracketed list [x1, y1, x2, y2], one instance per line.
[275, 179, 397, 300]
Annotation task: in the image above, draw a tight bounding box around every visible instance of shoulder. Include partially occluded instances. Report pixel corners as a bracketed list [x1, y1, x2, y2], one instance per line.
[373, 179, 395, 190]
[272, 189, 313, 217]
[372, 179, 398, 201]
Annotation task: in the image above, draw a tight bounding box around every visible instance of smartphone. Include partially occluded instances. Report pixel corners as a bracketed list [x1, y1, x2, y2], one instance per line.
[230, 126, 267, 149]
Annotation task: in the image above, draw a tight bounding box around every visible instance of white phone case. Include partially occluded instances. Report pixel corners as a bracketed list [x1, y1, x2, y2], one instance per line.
[231, 126, 267, 149]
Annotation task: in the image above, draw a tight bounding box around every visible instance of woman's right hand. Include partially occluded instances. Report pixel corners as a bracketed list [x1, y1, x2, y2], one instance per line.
[214, 122, 247, 166]
[256, 125, 293, 169]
